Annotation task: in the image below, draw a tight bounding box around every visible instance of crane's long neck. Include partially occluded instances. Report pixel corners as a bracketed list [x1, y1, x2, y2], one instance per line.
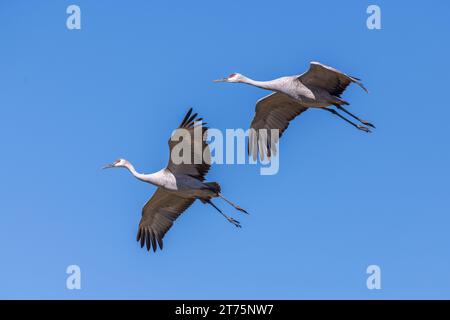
[240, 76, 281, 91]
[125, 163, 162, 186]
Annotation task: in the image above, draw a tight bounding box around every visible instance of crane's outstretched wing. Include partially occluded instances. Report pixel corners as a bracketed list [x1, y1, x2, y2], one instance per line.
[166, 108, 211, 181]
[137, 188, 195, 252]
[298, 62, 368, 97]
[249, 92, 308, 161]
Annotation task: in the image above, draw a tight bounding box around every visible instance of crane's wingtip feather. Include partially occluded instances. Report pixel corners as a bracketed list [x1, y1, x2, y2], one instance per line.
[180, 108, 193, 127]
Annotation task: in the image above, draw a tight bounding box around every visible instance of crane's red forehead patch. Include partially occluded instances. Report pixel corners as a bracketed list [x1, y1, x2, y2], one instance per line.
[228, 73, 237, 78]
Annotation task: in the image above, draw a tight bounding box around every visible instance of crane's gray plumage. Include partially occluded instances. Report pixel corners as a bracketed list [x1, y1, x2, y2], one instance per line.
[166, 108, 211, 180]
[215, 61, 373, 161]
[249, 92, 308, 161]
[104, 108, 247, 252]
[298, 62, 368, 97]
[138, 188, 195, 251]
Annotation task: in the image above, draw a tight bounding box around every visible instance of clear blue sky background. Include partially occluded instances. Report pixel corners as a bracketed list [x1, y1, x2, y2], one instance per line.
[1, 0, 449, 299]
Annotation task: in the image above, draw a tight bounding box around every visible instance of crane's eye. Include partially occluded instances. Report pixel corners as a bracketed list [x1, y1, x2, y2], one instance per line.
[228, 73, 237, 78]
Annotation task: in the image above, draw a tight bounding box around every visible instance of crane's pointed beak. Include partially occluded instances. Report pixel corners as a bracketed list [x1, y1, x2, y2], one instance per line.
[213, 78, 228, 83]
[102, 163, 114, 170]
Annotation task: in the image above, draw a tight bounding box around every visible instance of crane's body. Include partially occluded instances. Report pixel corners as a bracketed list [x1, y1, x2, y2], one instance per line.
[214, 61, 373, 160]
[104, 108, 247, 252]
[247, 75, 341, 107]
[124, 165, 217, 198]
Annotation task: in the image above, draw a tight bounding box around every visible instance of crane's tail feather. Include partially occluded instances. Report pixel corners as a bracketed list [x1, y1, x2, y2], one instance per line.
[205, 182, 221, 194]
[349, 75, 369, 93]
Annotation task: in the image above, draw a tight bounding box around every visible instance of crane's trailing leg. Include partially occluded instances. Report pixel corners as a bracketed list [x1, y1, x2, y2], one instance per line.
[324, 108, 371, 133]
[218, 193, 249, 214]
[204, 199, 242, 228]
[335, 105, 375, 128]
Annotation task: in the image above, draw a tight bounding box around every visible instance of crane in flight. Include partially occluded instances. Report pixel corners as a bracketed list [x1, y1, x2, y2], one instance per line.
[214, 62, 373, 160]
[103, 108, 247, 252]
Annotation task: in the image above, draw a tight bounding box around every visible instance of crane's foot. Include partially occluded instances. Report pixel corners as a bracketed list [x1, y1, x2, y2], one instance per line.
[227, 217, 242, 228]
[361, 120, 376, 128]
[357, 125, 371, 133]
[236, 206, 249, 215]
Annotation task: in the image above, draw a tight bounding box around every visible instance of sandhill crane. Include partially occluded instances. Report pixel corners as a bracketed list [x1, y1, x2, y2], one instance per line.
[103, 108, 247, 252]
[214, 62, 373, 160]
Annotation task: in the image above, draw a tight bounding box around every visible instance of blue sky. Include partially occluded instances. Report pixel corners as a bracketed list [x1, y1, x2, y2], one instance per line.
[1, 0, 449, 299]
